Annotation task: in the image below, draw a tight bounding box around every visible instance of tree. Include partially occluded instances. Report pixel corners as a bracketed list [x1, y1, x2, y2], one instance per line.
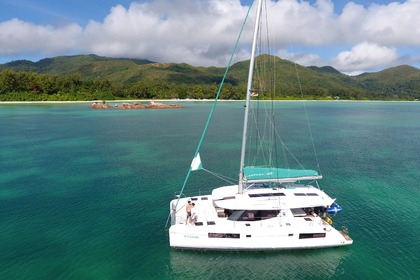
[0, 70, 18, 93]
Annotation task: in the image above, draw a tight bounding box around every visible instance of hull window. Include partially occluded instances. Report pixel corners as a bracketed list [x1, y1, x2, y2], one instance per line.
[208, 233, 240, 239]
[299, 233, 326, 239]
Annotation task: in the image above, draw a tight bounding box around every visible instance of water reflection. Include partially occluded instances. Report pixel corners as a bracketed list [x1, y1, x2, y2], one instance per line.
[170, 248, 350, 279]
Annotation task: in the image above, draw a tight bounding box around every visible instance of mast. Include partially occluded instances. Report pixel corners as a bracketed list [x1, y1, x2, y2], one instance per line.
[238, 0, 263, 194]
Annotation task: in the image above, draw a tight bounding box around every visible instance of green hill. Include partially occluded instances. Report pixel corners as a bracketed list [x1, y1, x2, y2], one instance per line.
[0, 54, 419, 101]
[0, 54, 225, 84]
[355, 65, 420, 99]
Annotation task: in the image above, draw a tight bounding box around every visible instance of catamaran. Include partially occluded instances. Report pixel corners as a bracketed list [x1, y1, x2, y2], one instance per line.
[167, 0, 353, 251]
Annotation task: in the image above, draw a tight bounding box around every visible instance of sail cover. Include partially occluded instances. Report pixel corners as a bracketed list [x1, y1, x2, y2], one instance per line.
[243, 167, 321, 183]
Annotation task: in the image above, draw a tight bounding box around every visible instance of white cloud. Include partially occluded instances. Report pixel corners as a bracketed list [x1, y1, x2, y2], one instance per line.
[359, 1, 420, 45]
[276, 49, 322, 67]
[0, 18, 82, 54]
[0, 0, 419, 73]
[82, 1, 250, 66]
[332, 42, 398, 74]
[294, 53, 322, 67]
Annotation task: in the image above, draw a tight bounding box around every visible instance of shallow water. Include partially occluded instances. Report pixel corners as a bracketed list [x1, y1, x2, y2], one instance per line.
[0, 101, 419, 279]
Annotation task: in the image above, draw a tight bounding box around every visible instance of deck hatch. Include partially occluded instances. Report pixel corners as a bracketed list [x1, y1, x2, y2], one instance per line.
[249, 193, 285, 197]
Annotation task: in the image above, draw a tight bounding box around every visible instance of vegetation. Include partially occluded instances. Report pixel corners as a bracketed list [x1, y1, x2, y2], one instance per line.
[0, 54, 419, 101]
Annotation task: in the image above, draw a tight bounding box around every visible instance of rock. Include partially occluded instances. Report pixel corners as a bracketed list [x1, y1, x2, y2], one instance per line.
[116, 102, 146, 109]
[93, 101, 184, 110]
[91, 102, 111, 109]
[145, 101, 184, 109]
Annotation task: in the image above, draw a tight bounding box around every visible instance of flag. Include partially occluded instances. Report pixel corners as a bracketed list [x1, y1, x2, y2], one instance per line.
[191, 153, 203, 171]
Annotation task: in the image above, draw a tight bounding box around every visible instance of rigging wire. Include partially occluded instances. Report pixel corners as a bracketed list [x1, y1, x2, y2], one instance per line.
[246, 0, 320, 176]
[248, 0, 289, 173]
[201, 169, 237, 185]
[288, 46, 322, 174]
[165, 2, 255, 229]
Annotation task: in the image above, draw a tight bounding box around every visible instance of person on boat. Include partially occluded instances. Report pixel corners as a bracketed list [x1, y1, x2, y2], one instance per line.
[186, 200, 193, 224]
[190, 203, 197, 224]
[323, 208, 328, 219]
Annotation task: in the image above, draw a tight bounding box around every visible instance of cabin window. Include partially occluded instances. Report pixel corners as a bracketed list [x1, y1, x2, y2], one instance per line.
[207, 221, 215, 225]
[208, 233, 240, 239]
[299, 233, 326, 239]
[227, 210, 280, 221]
[294, 193, 306, 196]
[201, 197, 209, 200]
[227, 210, 245, 221]
[306, 193, 318, 196]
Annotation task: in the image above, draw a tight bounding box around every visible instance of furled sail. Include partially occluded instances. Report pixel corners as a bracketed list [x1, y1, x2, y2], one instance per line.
[243, 166, 322, 183]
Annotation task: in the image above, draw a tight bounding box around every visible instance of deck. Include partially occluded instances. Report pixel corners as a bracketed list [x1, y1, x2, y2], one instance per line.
[339, 230, 353, 241]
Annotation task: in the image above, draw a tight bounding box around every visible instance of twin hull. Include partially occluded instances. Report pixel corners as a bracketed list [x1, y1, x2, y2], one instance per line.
[170, 224, 351, 251]
[169, 190, 352, 251]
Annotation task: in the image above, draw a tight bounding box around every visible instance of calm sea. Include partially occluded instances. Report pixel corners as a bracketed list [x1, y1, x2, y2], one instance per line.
[0, 101, 419, 280]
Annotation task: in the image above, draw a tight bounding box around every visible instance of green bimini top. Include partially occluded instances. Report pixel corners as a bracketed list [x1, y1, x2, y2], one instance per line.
[243, 167, 322, 183]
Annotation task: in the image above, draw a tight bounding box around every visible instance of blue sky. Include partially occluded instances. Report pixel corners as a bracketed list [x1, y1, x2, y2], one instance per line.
[0, 0, 419, 74]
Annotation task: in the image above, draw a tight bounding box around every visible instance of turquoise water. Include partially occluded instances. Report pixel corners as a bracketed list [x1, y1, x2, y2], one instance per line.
[0, 101, 419, 279]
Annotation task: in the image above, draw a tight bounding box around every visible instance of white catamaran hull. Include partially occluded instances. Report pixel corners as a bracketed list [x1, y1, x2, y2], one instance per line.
[170, 225, 351, 251]
[169, 190, 352, 251]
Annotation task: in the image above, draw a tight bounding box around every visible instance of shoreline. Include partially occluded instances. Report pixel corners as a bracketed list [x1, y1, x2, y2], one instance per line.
[0, 99, 418, 105]
[0, 100, 203, 104]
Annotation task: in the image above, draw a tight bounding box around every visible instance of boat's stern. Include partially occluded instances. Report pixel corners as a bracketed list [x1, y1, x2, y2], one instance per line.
[338, 227, 353, 245]
[169, 197, 190, 226]
[168, 194, 218, 249]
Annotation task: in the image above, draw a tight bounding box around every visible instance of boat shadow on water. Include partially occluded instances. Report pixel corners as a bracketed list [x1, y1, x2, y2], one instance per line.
[169, 247, 351, 279]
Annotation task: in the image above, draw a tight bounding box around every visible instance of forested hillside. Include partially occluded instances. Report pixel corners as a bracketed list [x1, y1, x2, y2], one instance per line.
[0, 54, 419, 101]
